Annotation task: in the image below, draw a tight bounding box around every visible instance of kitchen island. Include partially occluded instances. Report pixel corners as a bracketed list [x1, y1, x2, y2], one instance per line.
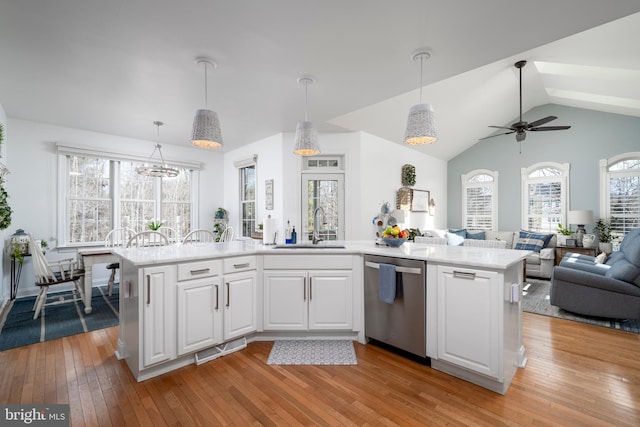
[113, 240, 529, 394]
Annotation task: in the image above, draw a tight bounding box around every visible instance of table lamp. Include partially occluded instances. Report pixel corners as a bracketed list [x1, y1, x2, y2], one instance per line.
[567, 210, 594, 247]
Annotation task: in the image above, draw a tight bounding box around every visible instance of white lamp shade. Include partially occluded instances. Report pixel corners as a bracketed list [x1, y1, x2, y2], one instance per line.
[191, 109, 223, 149]
[293, 121, 320, 156]
[567, 210, 594, 225]
[404, 103, 437, 145]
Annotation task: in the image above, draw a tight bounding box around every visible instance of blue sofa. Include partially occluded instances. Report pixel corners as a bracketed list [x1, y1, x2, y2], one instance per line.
[550, 228, 640, 319]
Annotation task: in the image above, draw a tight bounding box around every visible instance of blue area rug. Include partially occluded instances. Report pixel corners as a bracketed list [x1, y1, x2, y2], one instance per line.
[0, 286, 119, 351]
[523, 279, 640, 334]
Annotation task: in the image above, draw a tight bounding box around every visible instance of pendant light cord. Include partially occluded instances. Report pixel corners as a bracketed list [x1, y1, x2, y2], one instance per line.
[419, 55, 424, 104]
[203, 62, 209, 109]
[304, 80, 309, 121]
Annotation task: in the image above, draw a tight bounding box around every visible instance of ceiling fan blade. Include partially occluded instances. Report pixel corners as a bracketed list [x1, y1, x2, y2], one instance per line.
[488, 125, 516, 130]
[479, 131, 515, 140]
[529, 125, 571, 131]
[527, 116, 557, 128]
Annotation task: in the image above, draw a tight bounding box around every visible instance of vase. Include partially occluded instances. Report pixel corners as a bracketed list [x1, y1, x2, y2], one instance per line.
[598, 242, 613, 254]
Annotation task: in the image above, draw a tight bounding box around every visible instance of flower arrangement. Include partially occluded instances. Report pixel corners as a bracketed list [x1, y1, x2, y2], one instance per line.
[147, 219, 163, 231]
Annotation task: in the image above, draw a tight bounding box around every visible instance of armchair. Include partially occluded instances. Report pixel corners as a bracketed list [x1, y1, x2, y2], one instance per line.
[550, 228, 640, 319]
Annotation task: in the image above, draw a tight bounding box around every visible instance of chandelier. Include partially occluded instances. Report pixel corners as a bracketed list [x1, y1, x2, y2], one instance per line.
[136, 121, 179, 178]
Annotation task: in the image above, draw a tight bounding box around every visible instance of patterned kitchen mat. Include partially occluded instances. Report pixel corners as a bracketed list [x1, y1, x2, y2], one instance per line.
[267, 339, 358, 365]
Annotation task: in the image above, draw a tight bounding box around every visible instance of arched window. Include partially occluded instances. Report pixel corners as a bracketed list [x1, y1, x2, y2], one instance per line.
[521, 162, 570, 233]
[600, 152, 640, 236]
[461, 169, 498, 230]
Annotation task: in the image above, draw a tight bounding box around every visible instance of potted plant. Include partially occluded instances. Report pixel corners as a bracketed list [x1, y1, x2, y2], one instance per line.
[556, 223, 574, 246]
[594, 217, 614, 253]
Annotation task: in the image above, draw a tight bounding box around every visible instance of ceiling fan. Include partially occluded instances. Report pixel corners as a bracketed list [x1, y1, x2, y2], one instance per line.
[480, 60, 571, 142]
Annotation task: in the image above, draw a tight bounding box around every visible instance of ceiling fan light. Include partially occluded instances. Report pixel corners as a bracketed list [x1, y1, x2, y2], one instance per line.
[404, 103, 437, 145]
[191, 109, 223, 149]
[293, 121, 320, 156]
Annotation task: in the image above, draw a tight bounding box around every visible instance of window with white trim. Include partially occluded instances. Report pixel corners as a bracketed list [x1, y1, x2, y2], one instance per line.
[461, 169, 498, 230]
[600, 152, 640, 237]
[58, 147, 198, 247]
[239, 164, 256, 238]
[521, 162, 570, 233]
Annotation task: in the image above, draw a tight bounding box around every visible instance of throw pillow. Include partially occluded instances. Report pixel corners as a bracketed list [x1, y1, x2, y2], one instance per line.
[446, 232, 465, 246]
[514, 230, 552, 253]
[466, 231, 486, 240]
[448, 228, 467, 238]
[594, 252, 607, 264]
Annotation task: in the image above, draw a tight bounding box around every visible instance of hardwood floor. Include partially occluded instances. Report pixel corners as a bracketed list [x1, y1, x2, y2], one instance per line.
[1, 313, 639, 426]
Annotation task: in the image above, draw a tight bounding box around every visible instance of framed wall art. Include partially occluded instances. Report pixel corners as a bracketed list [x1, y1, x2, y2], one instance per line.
[265, 179, 274, 210]
[411, 189, 430, 212]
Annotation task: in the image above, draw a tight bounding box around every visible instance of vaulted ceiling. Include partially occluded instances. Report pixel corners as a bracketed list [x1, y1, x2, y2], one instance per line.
[1, 1, 639, 161]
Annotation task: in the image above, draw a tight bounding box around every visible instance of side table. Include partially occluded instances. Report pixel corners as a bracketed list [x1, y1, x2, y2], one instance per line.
[554, 246, 597, 266]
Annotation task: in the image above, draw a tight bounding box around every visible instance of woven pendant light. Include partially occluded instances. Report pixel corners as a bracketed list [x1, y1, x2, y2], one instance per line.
[404, 50, 437, 145]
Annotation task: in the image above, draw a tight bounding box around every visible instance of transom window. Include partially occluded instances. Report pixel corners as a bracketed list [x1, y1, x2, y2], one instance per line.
[600, 152, 640, 237]
[461, 169, 498, 230]
[58, 147, 197, 247]
[521, 162, 570, 233]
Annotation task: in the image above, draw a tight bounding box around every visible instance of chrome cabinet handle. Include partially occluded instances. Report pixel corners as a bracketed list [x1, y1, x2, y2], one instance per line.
[226, 282, 230, 307]
[233, 263, 250, 269]
[364, 261, 422, 275]
[453, 271, 476, 280]
[190, 268, 210, 275]
[215, 284, 219, 310]
[146, 275, 151, 305]
[309, 277, 312, 301]
[303, 277, 306, 301]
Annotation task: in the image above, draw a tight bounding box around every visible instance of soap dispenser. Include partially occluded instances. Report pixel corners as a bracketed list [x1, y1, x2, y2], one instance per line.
[291, 226, 297, 244]
[285, 220, 292, 244]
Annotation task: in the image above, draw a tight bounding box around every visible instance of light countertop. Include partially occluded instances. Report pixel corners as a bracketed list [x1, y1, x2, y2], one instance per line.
[112, 240, 531, 270]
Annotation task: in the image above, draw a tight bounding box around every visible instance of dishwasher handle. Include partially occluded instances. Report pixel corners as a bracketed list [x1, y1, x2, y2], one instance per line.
[365, 261, 422, 275]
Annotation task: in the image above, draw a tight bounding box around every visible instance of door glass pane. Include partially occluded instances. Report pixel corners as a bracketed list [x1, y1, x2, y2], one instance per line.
[305, 177, 341, 242]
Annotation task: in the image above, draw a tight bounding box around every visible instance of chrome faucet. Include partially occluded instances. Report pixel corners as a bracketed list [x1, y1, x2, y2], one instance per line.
[312, 207, 327, 244]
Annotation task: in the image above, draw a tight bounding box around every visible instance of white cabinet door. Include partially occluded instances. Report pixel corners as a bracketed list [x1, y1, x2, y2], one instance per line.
[436, 265, 500, 379]
[177, 276, 223, 356]
[263, 271, 307, 330]
[224, 270, 257, 340]
[263, 270, 352, 331]
[142, 265, 176, 367]
[308, 271, 352, 330]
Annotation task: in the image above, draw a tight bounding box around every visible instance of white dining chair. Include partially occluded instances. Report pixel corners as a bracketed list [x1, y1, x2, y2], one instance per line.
[126, 231, 169, 248]
[218, 226, 234, 242]
[30, 234, 84, 319]
[182, 229, 216, 244]
[104, 227, 135, 296]
[159, 227, 179, 243]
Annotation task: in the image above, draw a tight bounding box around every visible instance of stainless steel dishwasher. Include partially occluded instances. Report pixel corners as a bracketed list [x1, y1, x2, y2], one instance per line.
[364, 255, 427, 359]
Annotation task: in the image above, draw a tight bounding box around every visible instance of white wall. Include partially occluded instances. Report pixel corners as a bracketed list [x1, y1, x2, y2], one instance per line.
[223, 133, 284, 240]
[4, 118, 224, 298]
[358, 133, 447, 238]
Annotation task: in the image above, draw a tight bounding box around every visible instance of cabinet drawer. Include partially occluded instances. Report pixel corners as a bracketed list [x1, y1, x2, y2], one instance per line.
[224, 256, 256, 273]
[264, 255, 352, 270]
[177, 259, 222, 281]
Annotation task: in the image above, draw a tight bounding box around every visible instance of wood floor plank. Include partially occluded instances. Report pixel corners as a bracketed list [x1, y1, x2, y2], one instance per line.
[1, 313, 640, 426]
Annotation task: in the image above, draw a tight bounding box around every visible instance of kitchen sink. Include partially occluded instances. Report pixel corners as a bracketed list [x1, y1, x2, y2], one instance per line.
[273, 243, 346, 249]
